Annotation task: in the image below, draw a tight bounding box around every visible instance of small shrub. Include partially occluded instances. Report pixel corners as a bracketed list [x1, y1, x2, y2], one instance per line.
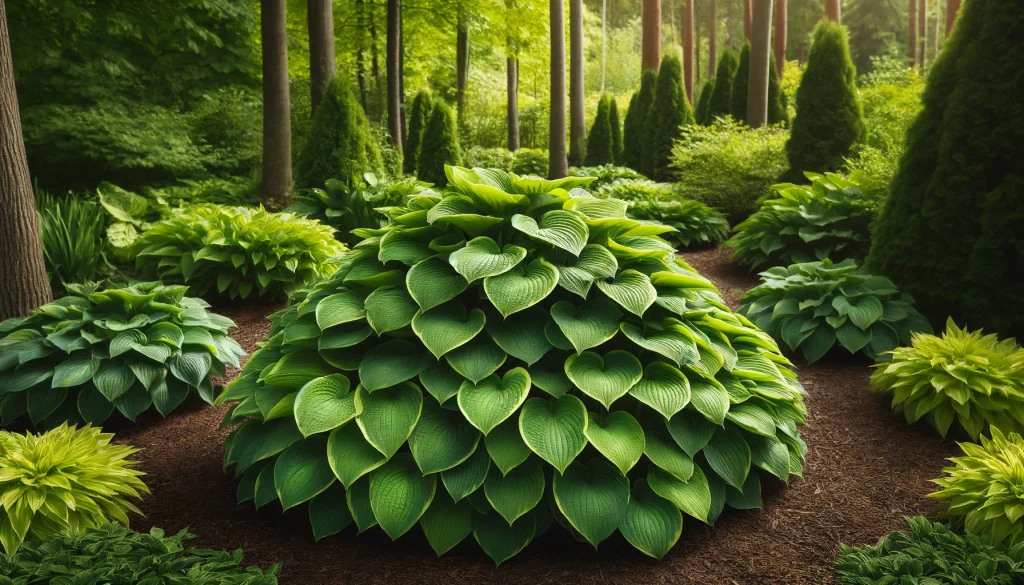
[148, 176, 260, 208]
[767, 56, 788, 125]
[628, 199, 730, 248]
[135, 206, 344, 301]
[463, 146, 514, 171]
[585, 94, 614, 166]
[0, 282, 245, 427]
[707, 49, 739, 122]
[645, 55, 695, 181]
[738, 259, 931, 363]
[930, 428, 1024, 547]
[609, 97, 624, 165]
[730, 42, 751, 123]
[403, 90, 434, 175]
[509, 147, 548, 176]
[35, 192, 109, 292]
[0, 425, 148, 554]
[872, 319, 1024, 440]
[695, 80, 715, 125]
[623, 70, 657, 170]
[568, 165, 647, 193]
[417, 103, 462, 187]
[725, 173, 874, 269]
[835, 516, 1024, 585]
[598, 178, 673, 202]
[0, 523, 281, 583]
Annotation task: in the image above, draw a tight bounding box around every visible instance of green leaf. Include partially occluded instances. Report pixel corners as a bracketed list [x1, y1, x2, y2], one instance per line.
[801, 325, 836, 363]
[484, 417, 532, 475]
[472, 509, 536, 565]
[595, 270, 657, 317]
[114, 385, 152, 421]
[227, 418, 302, 472]
[346, 478, 377, 533]
[689, 378, 729, 425]
[647, 465, 711, 522]
[411, 302, 486, 358]
[725, 471, 762, 510]
[836, 322, 873, 353]
[726, 403, 778, 438]
[92, 363, 135, 401]
[549, 298, 623, 353]
[151, 379, 189, 416]
[448, 237, 527, 282]
[355, 383, 423, 458]
[629, 362, 691, 419]
[315, 290, 367, 329]
[409, 399, 481, 474]
[518, 395, 588, 473]
[27, 386, 67, 424]
[310, 483, 352, 541]
[641, 411, 695, 482]
[369, 453, 437, 540]
[168, 351, 211, 387]
[52, 358, 100, 388]
[420, 489, 473, 556]
[833, 294, 883, 330]
[263, 349, 335, 387]
[457, 368, 531, 434]
[485, 308, 553, 366]
[483, 259, 559, 318]
[358, 340, 431, 391]
[511, 210, 589, 256]
[583, 411, 645, 475]
[667, 409, 717, 457]
[549, 244, 618, 298]
[703, 427, 751, 489]
[363, 285, 420, 334]
[327, 422, 386, 488]
[295, 374, 358, 437]
[418, 361, 465, 404]
[407, 256, 469, 311]
[77, 385, 114, 424]
[620, 478, 683, 559]
[564, 350, 643, 409]
[528, 361, 573, 398]
[484, 457, 545, 524]
[274, 435, 335, 510]
[441, 443, 491, 501]
[445, 336, 508, 383]
[553, 458, 629, 547]
[619, 321, 699, 367]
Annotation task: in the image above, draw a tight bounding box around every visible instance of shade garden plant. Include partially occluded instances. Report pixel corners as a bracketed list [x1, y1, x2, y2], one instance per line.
[0, 282, 245, 427]
[626, 199, 730, 249]
[217, 165, 808, 563]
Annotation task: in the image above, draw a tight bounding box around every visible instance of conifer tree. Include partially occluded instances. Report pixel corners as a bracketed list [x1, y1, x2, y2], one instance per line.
[767, 55, 788, 125]
[730, 41, 751, 123]
[707, 49, 739, 122]
[623, 69, 657, 171]
[584, 94, 614, 165]
[295, 78, 382, 189]
[416, 102, 462, 187]
[644, 54, 694, 180]
[403, 90, 433, 175]
[609, 97, 624, 165]
[695, 79, 715, 125]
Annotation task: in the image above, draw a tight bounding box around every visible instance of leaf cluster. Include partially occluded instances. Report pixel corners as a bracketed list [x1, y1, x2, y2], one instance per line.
[568, 166, 647, 194]
[627, 200, 730, 249]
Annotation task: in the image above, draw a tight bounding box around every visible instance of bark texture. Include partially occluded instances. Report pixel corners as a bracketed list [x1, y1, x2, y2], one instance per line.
[456, 10, 469, 118]
[918, 0, 927, 67]
[709, 0, 717, 76]
[549, 0, 569, 178]
[307, 0, 336, 114]
[945, 0, 960, 36]
[387, 0, 403, 151]
[747, 0, 773, 128]
[641, 0, 661, 71]
[568, 0, 586, 166]
[774, 0, 787, 75]
[743, 0, 753, 39]
[507, 57, 520, 150]
[260, 0, 293, 209]
[825, 0, 840, 22]
[908, 0, 917, 66]
[682, 0, 694, 104]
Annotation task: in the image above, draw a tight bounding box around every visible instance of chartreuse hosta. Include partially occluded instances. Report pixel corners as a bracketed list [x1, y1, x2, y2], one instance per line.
[217, 166, 807, 563]
[0, 282, 244, 428]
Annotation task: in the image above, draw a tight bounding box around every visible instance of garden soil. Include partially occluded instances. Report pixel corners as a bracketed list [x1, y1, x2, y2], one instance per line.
[116, 247, 960, 585]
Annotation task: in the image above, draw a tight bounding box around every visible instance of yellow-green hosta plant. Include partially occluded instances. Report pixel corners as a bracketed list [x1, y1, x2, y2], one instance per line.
[0, 424, 149, 555]
[871, 319, 1024, 440]
[0, 282, 244, 428]
[627, 199, 730, 248]
[135, 205, 345, 301]
[930, 428, 1024, 546]
[217, 166, 807, 563]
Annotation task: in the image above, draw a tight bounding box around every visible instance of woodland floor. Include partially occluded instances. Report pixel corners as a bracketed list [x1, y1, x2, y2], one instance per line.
[115, 246, 960, 585]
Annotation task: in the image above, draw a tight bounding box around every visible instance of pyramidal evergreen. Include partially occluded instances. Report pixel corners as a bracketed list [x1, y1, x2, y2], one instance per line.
[730, 42, 752, 123]
[609, 97, 624, 165]
[623, 69, 657, 171]
[695, 79, 715, 125]
[644, 54, 694, 180]
[767, 55, 788, 125]
[707, 49, 739, 122]
[403, 90, 434, 175]
[868, 0, 1024, 339]
[416, 102, 462, 187]
[585, 94, 614, 165]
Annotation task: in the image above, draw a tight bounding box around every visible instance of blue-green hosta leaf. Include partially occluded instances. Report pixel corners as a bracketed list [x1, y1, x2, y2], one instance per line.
[549, 298, 623, 353]
[109, 329, 147, 358]
[641, 411, 695, 482]
[688, 377, 730, 425]
[667, 408, 717, 457]
[801, 325, 837, 363]
[583, 411, 645, 475]
[151, 379, 190, 416]
[358, 340, 431, 391]
[409, 399, 481, 474]
[486, 308, 553, 366]
[226, 418, 302, 473]
[354, 383, 423, 458]
[445, 336, 508, 383]
[369, 453, 437, 540]
[595, 270, 657, 317]
[472, 509, 536, 566]
[483, 259, 559, 318]
[484, 417, 532, 475]
[346, 477, 377, 533]
[52, 358, 101, 388]
[294, 374, 358, 437]
[836, 322, 873, 353]
[147, 322, 184, 348]
[448, 237, 527, 282]
[92, 363, 135, 401]
[363, 285, 420, 334]
[564, 350, 643, 409]
[833, 294, 884, 330]
[620, 321, 699, 367]
[327, 422, 386, 488]
[528, 361, 573, 398]
[407, 256, 469, 311]
[619, 478, 683, 559]
[547, 245, 618, 298]
[553, 458, 629, 547]
[703, 427, 752, 489]
[441, 442, 491, 501]
[629, 362, 691, 419]
[457, 368, 531, 434]
[647, 464, 711, 522]
[518, 395, 588, 473]
[28, 386, 67, 424]
[418, 361, 465, 404]
[318, 322, 373, 350]
[316, 290, 367, 330]
[168, 351, 211, 387]
[77, 386, 114, 424]
[420, 489, 473, 556]
[484, 457, 545, 524]
[309, 483, 352, 541]
[274, 435, 335, 510]
[511, 210, 589, 256]
[411, 302, 486, 358]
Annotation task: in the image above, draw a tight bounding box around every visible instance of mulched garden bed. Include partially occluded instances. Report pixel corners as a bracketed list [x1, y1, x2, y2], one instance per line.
[115, 247, 960, 585]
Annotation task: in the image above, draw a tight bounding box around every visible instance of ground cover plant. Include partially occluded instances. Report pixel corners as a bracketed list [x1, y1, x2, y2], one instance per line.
[871, 319, 1024, 440]
[216, 165, 808, 564]
[0, 424, 148, 555]
[0, 523, 279, 584]
[0, 282, 244, 427]
[135, 205, 344, 301]
[726, 172, 874, 269]
[738, 259, 931, 364]
[626, 199, 729, 248]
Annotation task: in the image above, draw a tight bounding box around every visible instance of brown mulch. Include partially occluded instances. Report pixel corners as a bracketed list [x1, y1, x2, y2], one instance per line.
[114, 250, 960, 585]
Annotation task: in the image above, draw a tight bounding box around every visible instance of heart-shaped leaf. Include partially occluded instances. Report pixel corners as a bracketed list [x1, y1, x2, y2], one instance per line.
[484, 457, 544, 524]
[619, 478, 682, 559]
[484, 417, 532, 475]
[445, 336, 508, 383]
[667, 408, 717, 457]
[309, 483, 352, 541]
[457, 368, 531, 434]
[369, 453, 437, 540]
[547, 245, 618, 298]
[274, 435, 335, 510]
[629, 363, 691, 419]
[441, 443, 491, 501]
[358, 340, 432, 391]
[550, 298, 623, 353]
[448, 237, 527, 282]
[364, 285, 420, 334]
[355, 383, 423, 458]
[595, 270, 657, 317]
[407, 256, 469, 311]
[584, 410, 645, 475]
[511, 210, 588, 256]
[295, 374, 358, 437]
[703, 427, 751, 489]
[640, 410, 695, 481]
[484, 259, 559, 317]
[620, 321, 699, 367]
[647, 465, 711, 522]
[833, 294, 883, 330]
[553, 458, 629, 547]
[518, 395, 588, 473]
[408, 399, 481, 474]
[486, 308, 553, 366]
[564, 350, 643, 409]
[316, 290, 367, 330]
[472, 509, 536, 566]
[420, 489, 473, 556]
[418, 361, 465, 404]
[327, 422, 386, 488]
[412, 301, 486, 358]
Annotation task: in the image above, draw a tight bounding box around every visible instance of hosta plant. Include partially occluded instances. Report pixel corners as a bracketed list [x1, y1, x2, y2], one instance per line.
[627, 199, 730, 248]
[0, 424, 148, 554]
[737, 259, 931, 363]
[0, 282, 245, 428]
[930, 428, 1024, 547]
[135, 205, 344, 301]
[217, 165, 807, 563]
[871, 319, 1024, 440]
[569, 165, 647, 193]
[725, 172, 874, 269]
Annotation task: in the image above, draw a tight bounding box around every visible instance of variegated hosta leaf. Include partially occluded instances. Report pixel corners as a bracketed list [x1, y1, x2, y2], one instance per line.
[448, 237, 527, 282]
[565, 350, 643, 409]
[483, 259, 559, 317]
[595, 270, 658, 317]
[547, 245, 618, 298]
[549, 298, 623, 354]
[457, 368, 531, 435]
[511, 210, 589, 256]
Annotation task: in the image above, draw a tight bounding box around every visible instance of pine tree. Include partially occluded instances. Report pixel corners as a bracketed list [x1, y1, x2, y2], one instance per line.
[707, 49, 739, 122]
[403, 90, 433, 175]
[609, 97, 624, 165]
[623, 69, 657, 171]
[767, 54, 788, 125]
[730, 41, 751, 123]
[783, 20, 865, 180]
[584, 94, 614, 165]
[868, 0, 1024, 339]
[295, 78, 383, 189]
[644, 54, 694, 181]
[695, 79, 715, 125]
[416, 102, 462, 188]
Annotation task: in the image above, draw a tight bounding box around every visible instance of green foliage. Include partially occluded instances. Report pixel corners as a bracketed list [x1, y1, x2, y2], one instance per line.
[669, 118, 790, 223]
[623, 70, 658, 171]
[509, 148, 550, 176]
[930, 428, 1024, 547]
[767, 57, 788, 125]
[404, 91, 435, 175]
[738, 259, 931, 363]
[730, 43, 751, 123]
[627, 199, 730, 248]
[417, 104, 463, 188]
[585, 95, 614, 166]
[707, 49, 739, 122]
[135, 206, 344, 301]
[0, 425, 148, 554]
[217, 165, 808, 563]
[726, 173, 874, 269]
[0, 523, 280, 583]
[295, 78, 383, 190]
[695, 80, 715, 125]
[35, 193, 109, 292]
[0, 282, 245, 428]
[609, 97, 624, 165]
[599, 179, 675, 203]
[836, 516, 1024, 585]
[148, 177, 260, 208]
[871, 319, 1024, 441]
[644, 55, 695, 181]
[464, 147, 515, 171]
[784, 20, 866, 180]
[568, 165, 647, 193]
[868, 0, 1024, 340]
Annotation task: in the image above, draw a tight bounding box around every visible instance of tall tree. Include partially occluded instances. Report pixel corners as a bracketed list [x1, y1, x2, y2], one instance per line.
[642, 0, 661, 71]
[645, 55, 694, 180]
[774, 0, 787, 76]
[707, 48, 738, 121]
[747, 0, 774, 128]
[456, 8, 469, 118]
[682, 0, 695, 103]
[585, 94, 614, 165]
[825, 0, 840, 22]
[908, 0, 917, 66]
[744, 0, 753, 39]
[730, 42, 751, 122]
[260, 0, 292, 209]
[0, 0, 50, 319]
[918, 0, 927, 67]
[386, 0, 403, 151]
[549, 0, 569, 178]
[945, 0, 960, 36]
[307, 0, 336, 115]
[569, 0, 586, 165]
[403, 90, 433, 175]
[623, 70, 657, 170]
[709, 0, 718, 77]
[507, 57, 520, 150]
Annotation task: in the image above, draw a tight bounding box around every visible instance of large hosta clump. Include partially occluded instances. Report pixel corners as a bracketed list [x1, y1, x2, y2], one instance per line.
[217, 166, 807, 563]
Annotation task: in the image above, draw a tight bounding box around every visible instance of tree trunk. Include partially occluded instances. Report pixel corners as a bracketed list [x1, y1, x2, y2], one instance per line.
[825, 0, 840, 22]
[747, 0, 773, 128]
[601, 0, 607, 91]
[945, 0, 960, 36]
[908, 0, 917, 66]
[260, 0, 292, 209]
[682, 0, 694, 104]
[641, 0, 661, 71]
[386, 0, 402, 151]
[743, 0, 753, 40]
[918, 0, 927, 67]
[0, 0, 50, 319]
[355, 0, 368, 110]
[307, 0, 336, 115]
[568, 0, 585, 166]
[399, 21, 407, 146]
[508, 57, 520, 150]
[708, 0, 717, 77]
[456, 9, 469, 119]
[774, 0, 786, 76]
[933, 0, 940, 54]
[549, 0, 568, 178]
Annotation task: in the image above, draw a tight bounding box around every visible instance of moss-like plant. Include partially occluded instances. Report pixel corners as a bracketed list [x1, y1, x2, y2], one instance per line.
[0, 424, 148, 554]
[135, 205, 344, 301]
[725, 172, 874, 269]
[627, 199, 730, 248]
[417, 103, 462, 188]
[930, 428, 1024, 546]
[217, 165, 807, 563]
[0, 282, 245, 427]
[738, 259, 931, 363]
[403, 90, 434, 176]
[871, 319, 1024, 440]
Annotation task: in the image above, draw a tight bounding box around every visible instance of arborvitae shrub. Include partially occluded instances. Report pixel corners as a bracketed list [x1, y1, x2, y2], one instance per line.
[730, 42, 751, 123]
[416, 102, 462, 188]
[783, 20, 865, 181]
[623, 69, 657, 171]
[644, 55, 694, 181]
[584, 94, 614, 166]
[403, 90, 434, 175]
[609, 97, 624, 165]
[707, 49, 739, 122]
[695, 79, 715, 125]
[868, 0, 1024, 340]
[623, 93, 640, 168]
[767, 56, 788, 125]
[295, 78, 383, 189]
